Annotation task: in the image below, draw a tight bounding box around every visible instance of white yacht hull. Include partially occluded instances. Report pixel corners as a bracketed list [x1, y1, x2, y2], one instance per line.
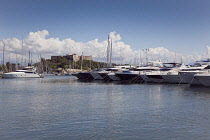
[194, 73, 210, 87]
[147, 76, 167, 83]
[162, 74, 187, 84]
[140, 74, 153, 83]
[141, 71, 167, 83]
[3, 73, 41, 78]
[179, 71, 204, 86]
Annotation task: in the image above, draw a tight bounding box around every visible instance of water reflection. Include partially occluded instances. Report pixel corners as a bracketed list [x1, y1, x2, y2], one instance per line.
[1, 76, 210, 139]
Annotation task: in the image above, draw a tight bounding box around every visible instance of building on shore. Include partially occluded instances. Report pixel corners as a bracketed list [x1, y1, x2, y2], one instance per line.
[51, 54, 92, 62]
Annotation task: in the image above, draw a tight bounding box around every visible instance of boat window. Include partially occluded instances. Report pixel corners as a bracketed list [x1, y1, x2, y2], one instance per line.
[123, 71, 131, 73]
[25, 72, 33, 73]
[147, 62, 153, 66]
[134, 69, 143, 71]
[129, 68, 136, 70]
[160, 68, 169, 71]
[193, 63, 202, 66]
[163, 63, 181, 68]
[204, 66, 210, 69]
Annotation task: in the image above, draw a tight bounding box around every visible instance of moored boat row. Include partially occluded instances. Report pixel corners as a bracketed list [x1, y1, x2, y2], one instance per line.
[73, 59, 210, 87]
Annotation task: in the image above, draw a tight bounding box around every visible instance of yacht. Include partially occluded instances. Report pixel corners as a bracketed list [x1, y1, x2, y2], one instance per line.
[73, 69, 104, 81]
[141, 69, 168, 83]
[161, 70, 187, 84]
[159, 63, 188, 84]
[116, 61, 163, 83]
[179, 70, 206, 86]
[115, 69, 142, 83]
[74, 66, 131, 81]
[179, 60, 210, 86]
[98, 66, 132, 82]
[72, 72, 89, 80]
[2, 70, 42, 78]
[2, 66, 43, 78]
[141, 63, 191, 84]
[194, 71, 210, 87]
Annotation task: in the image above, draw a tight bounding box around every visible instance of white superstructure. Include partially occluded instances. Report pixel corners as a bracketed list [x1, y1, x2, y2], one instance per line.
[2, 70, 42, 78]
[179, 62, 210, 86]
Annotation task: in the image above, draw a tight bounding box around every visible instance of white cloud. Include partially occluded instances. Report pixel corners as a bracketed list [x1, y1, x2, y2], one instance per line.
[0, 30, 207, 65]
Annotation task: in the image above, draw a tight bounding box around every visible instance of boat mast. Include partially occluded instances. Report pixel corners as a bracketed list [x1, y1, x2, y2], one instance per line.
[97, 50, 99, 69]
[15, 51, 18, 70]
[21, 38, 24, 67]
[28, 50, 31, 66]
[107, 35, 110, 67]
[134, 53, 137, 65]
[31, 52, 33, 65]
[80, 52, 83, 71]
[109, 39, 112, 67]
[89, 55, 92, 70]
[120, 48, 123, 65]
[181, 56, 183, 64]
[2, 42, 5, 72]
[139, 50, 142, 66]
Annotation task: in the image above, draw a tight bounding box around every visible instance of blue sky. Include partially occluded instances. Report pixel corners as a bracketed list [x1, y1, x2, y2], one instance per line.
[1, 0, 210, 55]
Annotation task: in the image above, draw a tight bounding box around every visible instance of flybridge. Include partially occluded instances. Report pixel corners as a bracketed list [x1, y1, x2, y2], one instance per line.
[192, 58, 210, 66]
[196, 59, 210, 62]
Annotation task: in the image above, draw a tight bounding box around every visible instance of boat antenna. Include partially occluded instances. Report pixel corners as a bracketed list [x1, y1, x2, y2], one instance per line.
[139, 50, 142, 66]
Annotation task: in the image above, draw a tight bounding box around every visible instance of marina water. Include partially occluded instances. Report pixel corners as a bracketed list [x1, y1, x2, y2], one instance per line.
[1, 76, 210, 140]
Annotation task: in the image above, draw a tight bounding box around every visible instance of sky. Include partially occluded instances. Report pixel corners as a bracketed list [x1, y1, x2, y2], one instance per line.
[1, 0, 210, 64]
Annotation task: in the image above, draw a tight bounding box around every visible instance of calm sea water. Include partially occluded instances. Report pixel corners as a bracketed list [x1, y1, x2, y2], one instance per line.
[1, 76, 210, 140]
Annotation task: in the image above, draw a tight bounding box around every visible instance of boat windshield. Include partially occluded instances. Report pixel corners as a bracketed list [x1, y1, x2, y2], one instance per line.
[25, 71, 35, 74]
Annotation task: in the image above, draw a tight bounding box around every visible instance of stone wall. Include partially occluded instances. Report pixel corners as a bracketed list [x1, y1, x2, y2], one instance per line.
[51, 54, 92, 62]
